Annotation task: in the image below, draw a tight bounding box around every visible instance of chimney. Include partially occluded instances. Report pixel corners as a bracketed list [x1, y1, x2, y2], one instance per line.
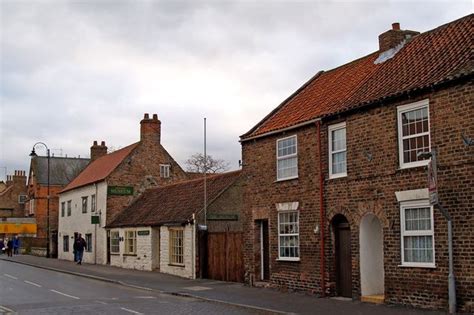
[90, 140, 108, 161]
[378, 22, 420, 52]
[12, 170, 26, 187]
[140, 113, 161, 144]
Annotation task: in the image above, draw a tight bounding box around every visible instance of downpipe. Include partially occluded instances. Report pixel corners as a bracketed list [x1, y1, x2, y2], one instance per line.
[438, 203, 456, 314]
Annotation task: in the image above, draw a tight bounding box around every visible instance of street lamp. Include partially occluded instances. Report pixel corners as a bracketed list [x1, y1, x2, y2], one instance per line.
[30, 142, 51, 259]
[417, 149, 456, 314]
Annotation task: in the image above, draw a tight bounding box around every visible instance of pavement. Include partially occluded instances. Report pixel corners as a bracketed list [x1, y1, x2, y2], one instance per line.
[0, 255, 448, 315]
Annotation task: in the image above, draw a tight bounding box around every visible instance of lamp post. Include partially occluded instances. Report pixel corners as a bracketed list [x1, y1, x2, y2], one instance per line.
[30, 142, 51, 259]
[417, 150, 456, 314]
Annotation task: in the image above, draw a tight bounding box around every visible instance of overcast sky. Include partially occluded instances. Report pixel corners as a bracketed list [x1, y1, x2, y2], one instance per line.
[0, 0, 471, 181]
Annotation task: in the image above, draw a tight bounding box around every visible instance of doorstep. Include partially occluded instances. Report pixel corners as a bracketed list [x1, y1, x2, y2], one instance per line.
[361, 294, 385, 304]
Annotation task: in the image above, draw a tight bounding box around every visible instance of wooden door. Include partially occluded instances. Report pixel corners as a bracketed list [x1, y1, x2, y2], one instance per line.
[207, 232, 244, 282]
[261, 220, 270, 281]
[335, 219, 352, 297]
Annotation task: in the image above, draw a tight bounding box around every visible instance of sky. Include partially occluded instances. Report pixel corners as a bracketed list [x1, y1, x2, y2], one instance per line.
[0, 0, 471, 181]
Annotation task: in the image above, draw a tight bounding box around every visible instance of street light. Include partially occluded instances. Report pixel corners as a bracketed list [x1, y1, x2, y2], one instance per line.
[417, 149, 456, 314]
[30, 142, 51, 259]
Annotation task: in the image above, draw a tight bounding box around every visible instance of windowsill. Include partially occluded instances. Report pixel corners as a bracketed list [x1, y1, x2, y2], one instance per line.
[276, 258, 300, 262]
[275, 176, 299, 183]
[398, 263, 436, 269]
[123, 253, 137, 256]
[329, 173, 347, 180]
[168, 263, 185, 268]
[398, 161, 430, 170]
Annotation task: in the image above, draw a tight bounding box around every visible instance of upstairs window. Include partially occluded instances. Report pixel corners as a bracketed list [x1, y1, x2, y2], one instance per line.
[67, 200, 72, 216]
[160, 164, 170, 178]
[110, 231, 120, 253]
[397, 100, 430, 168]
[61, 202, 65, 217]
[82, 196, 88, 214]
[91, 194, 96, 212]
[276, 135, 298, 181]
[329, 122, 347, 178]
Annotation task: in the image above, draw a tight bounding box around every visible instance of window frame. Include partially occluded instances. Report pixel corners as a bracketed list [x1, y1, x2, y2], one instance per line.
[110, 231, 120, 254]
[169, 228, 185, 266]
[397, 99, 431, 169]
[277, 210, 300, 261]
[328, 122, 347, 179]
[67, 200, 72, 216]
[124, 230, 137, 255]
[400, 200, 436, 268]
[160, 164, 171, 178]
[276, 135, 298, 181]
[82, 196, 88, 214]
[91, 194, 96, 212]
[61, 202, 65, 217]
[63, 235, 69, 252]
[85, 233, 92, 252]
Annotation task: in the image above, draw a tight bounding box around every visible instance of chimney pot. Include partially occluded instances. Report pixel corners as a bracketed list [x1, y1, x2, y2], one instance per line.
[140, 113, 161, 144]
[144, 113, 149, 119]
[93, 140, 98, 146]
[392, 22, 400, 30]
[153, 114, 158, 120]
[101, 141, 106, 146]
[90, 140, 108, 161]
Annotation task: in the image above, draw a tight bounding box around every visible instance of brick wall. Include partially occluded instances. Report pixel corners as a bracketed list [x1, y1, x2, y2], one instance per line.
[160, 224, 194, 279]
[241, 79, 473, 311]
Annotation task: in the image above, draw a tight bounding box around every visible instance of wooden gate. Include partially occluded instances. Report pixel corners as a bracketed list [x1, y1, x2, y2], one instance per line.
[206, 232, 244, 283]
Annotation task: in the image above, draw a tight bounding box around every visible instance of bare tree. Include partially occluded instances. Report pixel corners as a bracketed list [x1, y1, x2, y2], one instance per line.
[185, 153, 230, 173]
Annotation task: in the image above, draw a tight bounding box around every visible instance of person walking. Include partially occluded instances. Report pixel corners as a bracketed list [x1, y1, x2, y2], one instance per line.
[73, 234, 87, 265]
[13, 235, 21, 255]
[0, 238, 5, 255]
[6, 237, 13, 257]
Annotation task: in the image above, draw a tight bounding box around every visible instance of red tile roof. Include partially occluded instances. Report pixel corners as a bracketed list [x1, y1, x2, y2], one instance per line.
[61, 143, 139, 193]
[107, 170, 242, 228]
[242, 14, 473, 140]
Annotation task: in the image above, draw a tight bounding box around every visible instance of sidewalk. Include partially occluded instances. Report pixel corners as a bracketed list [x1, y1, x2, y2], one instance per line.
[0, 255, 446, 315]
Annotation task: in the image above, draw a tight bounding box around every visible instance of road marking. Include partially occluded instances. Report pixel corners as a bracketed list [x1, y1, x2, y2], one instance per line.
[3, 274, 18, 280]
[0, 305, 15, 313]
[120, 307, 143, 315]
[95, 301, 108, 305]
[50, 289, 80, 300]
[24, 280, 42, 287]
[183, 286, 212, 291]
[134, 296, 156, 299]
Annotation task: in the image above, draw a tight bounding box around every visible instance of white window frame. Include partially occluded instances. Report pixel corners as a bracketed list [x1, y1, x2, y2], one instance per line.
[63, 235, 69, 252]
[328, 122, 347, 179]
[400, 200, 436, 268]
[169, 228, 184, 266]
[82, 196, 88, 214]
[397, 99, 431, 169]
[276, 135, 298, 181]
[110, 231, 120, 253]
[91, 194, 96, 212]
[277, 203, 300, 261]
[61, 202, 65, 217]
[85, 233, 92, 252]
[160, 164, 170, 178]
[124, 230, 136, 255]
[67, 200, 72, 216]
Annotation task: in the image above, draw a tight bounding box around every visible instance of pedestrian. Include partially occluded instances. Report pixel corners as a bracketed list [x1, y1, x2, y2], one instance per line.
[73, 232, 78, 262]
[13, 235, 21, 255]
[6, 237, 13, 257]
[73, 233, 87, 265]
[0, 238, 4, 255]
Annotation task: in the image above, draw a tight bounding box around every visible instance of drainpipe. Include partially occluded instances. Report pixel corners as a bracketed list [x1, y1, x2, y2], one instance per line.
[317, 120, 326, 297]
[438, 203, 456, 314]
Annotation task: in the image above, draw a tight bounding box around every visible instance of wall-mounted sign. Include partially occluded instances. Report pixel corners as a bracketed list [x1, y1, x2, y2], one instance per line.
[207, 213, 239, 221]
[108, 186, 134, 196]
[0, 223, 37, 235]
[137, 230, 150, 236]
[91, 216, 100, 224]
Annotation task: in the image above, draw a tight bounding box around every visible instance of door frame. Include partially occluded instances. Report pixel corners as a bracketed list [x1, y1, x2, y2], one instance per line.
[333, 214, 352, 298]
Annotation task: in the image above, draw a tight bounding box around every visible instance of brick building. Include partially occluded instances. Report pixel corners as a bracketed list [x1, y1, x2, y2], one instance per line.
[0, 171, 30, 240]
[58, 113, 188, 265]
[240, 15, 473, 312]
[26, 156, 89, 256]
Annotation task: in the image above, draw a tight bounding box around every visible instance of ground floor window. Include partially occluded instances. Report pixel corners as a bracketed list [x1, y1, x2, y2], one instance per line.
[400, 200, 435, 267]
[124, 230, 136, 255]
[85, 233, 92, 252]
[169, 228, 184, 265]
[63, 235, 69, 252]
[110, 231, 120, 253]
[278, 210, 300, 260]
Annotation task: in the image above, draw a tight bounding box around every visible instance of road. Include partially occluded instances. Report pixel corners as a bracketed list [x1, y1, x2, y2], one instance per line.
[0, 260, 265, 315]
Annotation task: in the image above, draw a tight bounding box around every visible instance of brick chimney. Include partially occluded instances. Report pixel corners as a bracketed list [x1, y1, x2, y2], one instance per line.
[90, 140, 108, 161]
[12, 170, 26, 188]
[140, 113, 161, 144]
[379, 22, 420, 52]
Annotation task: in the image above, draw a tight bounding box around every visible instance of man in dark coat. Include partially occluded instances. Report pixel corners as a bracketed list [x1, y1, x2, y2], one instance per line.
[6, 237, 13, 257]
[73, 234, 87, 265]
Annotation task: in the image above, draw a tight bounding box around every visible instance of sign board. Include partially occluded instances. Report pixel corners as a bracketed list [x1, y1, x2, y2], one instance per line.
[0, 223, 37, 235]
[108, 186, 134, 196]
[137, 230, 150, 236]
[91, 215, 100, 224]
[428, 159, 438, 205]
[207, 213, 239, 221]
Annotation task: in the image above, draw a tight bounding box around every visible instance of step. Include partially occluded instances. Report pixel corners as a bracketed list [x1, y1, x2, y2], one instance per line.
[361, 294, 385, 304]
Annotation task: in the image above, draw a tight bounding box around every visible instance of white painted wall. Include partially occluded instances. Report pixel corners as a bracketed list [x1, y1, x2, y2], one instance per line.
[58, 181, 108, 264]
[360, 213, 384, 296]
[160, 224, 195, 279]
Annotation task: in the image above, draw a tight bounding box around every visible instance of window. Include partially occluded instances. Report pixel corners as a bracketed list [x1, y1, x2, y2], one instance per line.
[28, 199, 35, 215]
[91, 194, 96, 212]
[276, 135, 298, 180]
[398, 100, 430, 168]
[160, 164, 170, 178]
[82, 196, 88, 213]
[400, 200, 435, 267]
[278, 210, 300, 260]
[329, 122, 347, 178]
[85, 233, 92, 252]
[63, 235, 69, 252]
[110, 231, 120, 253]
[61, 202, 65, 217]
[67, 200, 72, 216]
[18, 195, 28, 204]
[124, 230, 136, 255]
[169, 228, 184, 265]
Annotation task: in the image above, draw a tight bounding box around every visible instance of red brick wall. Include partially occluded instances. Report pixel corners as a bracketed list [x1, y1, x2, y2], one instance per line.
[241, 79, 473, 311]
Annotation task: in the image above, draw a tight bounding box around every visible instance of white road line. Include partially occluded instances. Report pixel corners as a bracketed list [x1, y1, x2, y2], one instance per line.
[120, 307, 143, 315]
[24, 280, 42, 287]
[50, 289, 80, 300]
[0, 305, 15, 313]
[95, 301, 108, 305]
[3, 274, 18, 280]
[134, 296, 156, 299]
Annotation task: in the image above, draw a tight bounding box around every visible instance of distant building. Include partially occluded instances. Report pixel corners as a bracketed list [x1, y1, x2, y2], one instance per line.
[0, 171, 29, 241]
[58, 114, 188, 265]
[26, 155, 90, 257]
